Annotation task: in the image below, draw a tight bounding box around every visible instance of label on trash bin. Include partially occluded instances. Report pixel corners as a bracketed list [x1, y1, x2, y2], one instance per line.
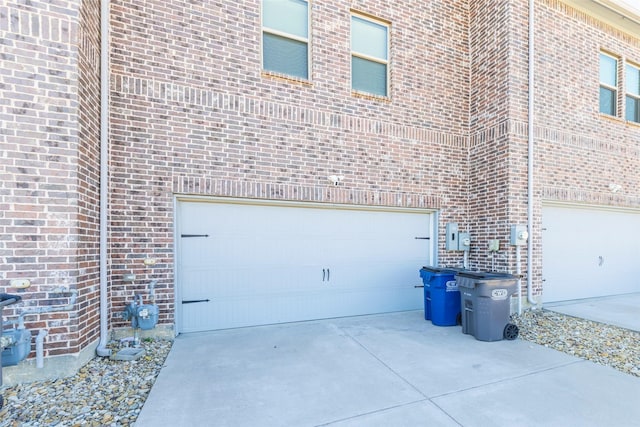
[445, 280, 458, 292]
[491, 289, 508, 300]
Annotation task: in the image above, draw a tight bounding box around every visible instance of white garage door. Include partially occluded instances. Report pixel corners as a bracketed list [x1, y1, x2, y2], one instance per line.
[176, 200, 434, 333]
[543, 204, 640, 303]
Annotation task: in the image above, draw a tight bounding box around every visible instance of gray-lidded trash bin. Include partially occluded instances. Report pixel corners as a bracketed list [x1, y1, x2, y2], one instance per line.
[455, 272, 519, 342]
[0, 293, 22, 410]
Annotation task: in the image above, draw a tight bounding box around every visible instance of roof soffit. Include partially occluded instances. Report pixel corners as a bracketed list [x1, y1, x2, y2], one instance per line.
[560, 0, 640, 39]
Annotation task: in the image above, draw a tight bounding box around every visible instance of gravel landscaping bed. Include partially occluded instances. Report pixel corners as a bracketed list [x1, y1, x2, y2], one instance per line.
[514, 309, 640, 377]
[0, 339, 172, 427]
[1, 311, 638, 426]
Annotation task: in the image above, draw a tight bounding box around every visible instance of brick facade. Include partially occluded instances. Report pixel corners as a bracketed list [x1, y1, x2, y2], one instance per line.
[533, 0, 640, 296]
[1, 0, 640, 364]
[468, 0, 520, 274]
[0, 0, 103, 359]
[107, 0, 471, 327]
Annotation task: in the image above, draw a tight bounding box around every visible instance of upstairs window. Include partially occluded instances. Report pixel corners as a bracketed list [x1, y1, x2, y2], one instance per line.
[262, 0, 309, 80]
[351, 14, 389, 97]
[626, 63, 640, 123]
[599, 53, 618, 116]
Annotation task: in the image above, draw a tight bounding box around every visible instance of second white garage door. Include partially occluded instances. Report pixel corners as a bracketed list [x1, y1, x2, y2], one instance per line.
[177, 199, 435, 333]
[543, 204, 640, 303]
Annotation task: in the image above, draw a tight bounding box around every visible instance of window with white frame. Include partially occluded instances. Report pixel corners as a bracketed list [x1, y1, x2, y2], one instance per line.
[262, 0, 309, 80]
[626, 63, 640, 123]
[351, 14, 389, 97]
[599, 53, 618, 116]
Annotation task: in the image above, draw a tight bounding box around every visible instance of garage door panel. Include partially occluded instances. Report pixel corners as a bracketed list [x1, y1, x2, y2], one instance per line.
[177, 201, 433, 332]
[182, 265, 323, 299]
[180, 264, 424, 331]
[543, 205, 640, 302]
[179, 237, 213, 267]
[182, 287, 423, 333]
[329, 259, 424, 289]
[181, 237, 320, 269]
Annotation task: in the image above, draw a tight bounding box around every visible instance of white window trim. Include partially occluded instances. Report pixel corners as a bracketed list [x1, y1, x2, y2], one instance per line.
[600, 52, 619, 116]
[261, 0, 311, 81]
[626, 62, 640, 123]
[350, 12, 390, 98]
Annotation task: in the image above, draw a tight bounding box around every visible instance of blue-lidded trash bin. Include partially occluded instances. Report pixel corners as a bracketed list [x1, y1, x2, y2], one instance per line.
[419, 267, 461, 326]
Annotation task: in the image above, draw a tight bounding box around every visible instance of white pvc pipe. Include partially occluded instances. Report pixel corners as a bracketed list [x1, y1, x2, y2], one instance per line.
[36, 329, 48, 369]
[527, 0, 537, 307]
[96, 0, 111, 357]
[516, 245, 522, 315]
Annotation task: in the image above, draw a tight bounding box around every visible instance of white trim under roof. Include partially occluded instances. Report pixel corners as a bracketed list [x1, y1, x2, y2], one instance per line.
[563, 0, 640, 37]
[606, 0, 640, 18]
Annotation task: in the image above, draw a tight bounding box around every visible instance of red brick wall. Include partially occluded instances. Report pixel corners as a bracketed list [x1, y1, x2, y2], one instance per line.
[467, 0, 640, 297]
[4, 0, 640, 357]
[532, 0, 640, 295]
[535, 0, 640, 199]
[107, 0, 472, 326]
[0, 0, 105, 357]
[108, 0, 640, 324]
[468, 0, 524, 273]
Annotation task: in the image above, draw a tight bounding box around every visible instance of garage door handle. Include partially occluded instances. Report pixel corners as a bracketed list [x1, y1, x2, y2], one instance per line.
[414, 237, 430, 240]
[182, 299, 210, 304]
[322, 269, 326, 281]
[327, 268, 330, 281]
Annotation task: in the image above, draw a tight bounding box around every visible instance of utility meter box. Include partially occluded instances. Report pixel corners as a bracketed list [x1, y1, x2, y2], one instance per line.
[445, 223, 471, 251]
[458, 232, 471, 251]
[136, 304, 159, 330]
[445, 223, 459, 250]
[1, 328, 31, 366]
[510, 225, 528, 246]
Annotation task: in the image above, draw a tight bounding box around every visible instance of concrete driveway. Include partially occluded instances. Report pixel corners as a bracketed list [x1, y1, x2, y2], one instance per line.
[546, 292, 640, 332]
[135, 310, 640, 426]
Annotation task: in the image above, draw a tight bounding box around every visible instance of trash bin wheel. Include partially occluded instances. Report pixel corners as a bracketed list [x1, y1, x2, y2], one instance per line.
[456, 312, 462, 326]
[0, 394, 3, 410]
[503, 323, 519, 340]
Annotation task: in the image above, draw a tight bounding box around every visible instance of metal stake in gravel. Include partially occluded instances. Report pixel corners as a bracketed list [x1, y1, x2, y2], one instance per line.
[0, 293, 22, 410]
